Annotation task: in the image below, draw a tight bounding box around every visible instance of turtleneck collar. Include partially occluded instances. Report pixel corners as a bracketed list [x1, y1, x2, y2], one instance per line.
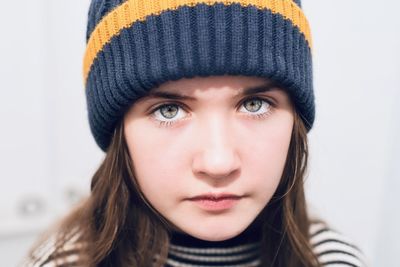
[165, 218, 263, 266]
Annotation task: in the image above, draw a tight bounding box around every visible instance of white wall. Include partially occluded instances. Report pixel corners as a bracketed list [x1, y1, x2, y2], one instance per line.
[0, 0, 398, 266]
[0, 0, 97, 265]
[303, 1, 400, 266]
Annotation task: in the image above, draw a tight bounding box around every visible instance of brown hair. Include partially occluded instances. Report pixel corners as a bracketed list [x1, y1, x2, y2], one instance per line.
[26, 106, 322, 267]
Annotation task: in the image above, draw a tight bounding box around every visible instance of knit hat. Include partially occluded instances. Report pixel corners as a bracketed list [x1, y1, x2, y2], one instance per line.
[84, 0, 314, 152]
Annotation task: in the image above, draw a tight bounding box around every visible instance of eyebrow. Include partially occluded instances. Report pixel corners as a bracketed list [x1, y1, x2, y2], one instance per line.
[141, 81, 281, 102]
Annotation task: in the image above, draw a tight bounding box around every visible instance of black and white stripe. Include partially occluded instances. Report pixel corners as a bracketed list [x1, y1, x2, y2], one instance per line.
[19, 221, 369, 267]
[310, 222, 368, 267]
[165, 242, 262, 267]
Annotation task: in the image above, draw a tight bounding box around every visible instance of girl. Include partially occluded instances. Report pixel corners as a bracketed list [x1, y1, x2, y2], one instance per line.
[22, 0, 368, 266]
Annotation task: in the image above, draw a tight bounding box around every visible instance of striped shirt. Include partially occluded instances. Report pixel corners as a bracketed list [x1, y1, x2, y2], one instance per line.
[19, 221, 368, 267]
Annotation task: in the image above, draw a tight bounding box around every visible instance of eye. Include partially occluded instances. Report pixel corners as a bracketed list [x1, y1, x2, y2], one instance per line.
[239, 97, 273, 119]
[150, 97, 274, 128]
[151, 103, 188, 127]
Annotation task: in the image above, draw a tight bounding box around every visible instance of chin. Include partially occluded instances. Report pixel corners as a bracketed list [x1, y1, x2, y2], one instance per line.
[189, 223, 248, 241]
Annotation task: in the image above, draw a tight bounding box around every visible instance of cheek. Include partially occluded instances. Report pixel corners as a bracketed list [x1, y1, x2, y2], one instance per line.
[242, 119, 293, 197]
[124, 124, 186, 200]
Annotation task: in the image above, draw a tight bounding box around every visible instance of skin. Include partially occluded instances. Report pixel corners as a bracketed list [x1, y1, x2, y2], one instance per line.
[123, 75, 294, 241]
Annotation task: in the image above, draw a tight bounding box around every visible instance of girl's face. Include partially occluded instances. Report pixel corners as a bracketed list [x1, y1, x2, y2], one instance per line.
[124, 75, 294, 241]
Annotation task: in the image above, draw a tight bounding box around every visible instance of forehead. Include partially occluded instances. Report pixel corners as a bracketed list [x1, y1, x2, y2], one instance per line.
[140, 75, 288, 101]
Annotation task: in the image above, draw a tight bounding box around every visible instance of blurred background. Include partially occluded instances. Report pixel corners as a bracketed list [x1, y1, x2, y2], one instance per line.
[0, 0, 399, 266]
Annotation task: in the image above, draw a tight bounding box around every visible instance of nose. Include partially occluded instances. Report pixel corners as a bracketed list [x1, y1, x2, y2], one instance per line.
[192, 116, 240, 180]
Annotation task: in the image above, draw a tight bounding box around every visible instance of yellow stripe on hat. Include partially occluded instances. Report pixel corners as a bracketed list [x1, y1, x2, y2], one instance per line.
[83, 0, 312, 85]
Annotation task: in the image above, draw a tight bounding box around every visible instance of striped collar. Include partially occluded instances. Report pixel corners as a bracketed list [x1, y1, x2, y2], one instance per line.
[166, 220, 263, 266]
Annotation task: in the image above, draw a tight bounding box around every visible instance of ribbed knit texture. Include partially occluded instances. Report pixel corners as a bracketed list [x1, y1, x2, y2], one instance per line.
[165, 241, 261, 266]
[84, 0, 315, 151]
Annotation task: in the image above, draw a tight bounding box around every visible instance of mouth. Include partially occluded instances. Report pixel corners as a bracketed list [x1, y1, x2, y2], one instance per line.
[187, 193, 243, 211]
[187, 193, 242, 201]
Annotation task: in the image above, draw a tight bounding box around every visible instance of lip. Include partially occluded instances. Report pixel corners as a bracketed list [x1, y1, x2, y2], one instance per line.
[187, 193, 243, 212]
[187, 193, 242, 201]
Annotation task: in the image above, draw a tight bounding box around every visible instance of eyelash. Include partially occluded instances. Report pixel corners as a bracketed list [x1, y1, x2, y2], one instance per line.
[149, 97, 275, 128]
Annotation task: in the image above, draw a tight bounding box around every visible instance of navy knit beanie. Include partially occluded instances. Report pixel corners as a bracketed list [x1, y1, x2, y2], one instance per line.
[84, 0, 314, 152]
